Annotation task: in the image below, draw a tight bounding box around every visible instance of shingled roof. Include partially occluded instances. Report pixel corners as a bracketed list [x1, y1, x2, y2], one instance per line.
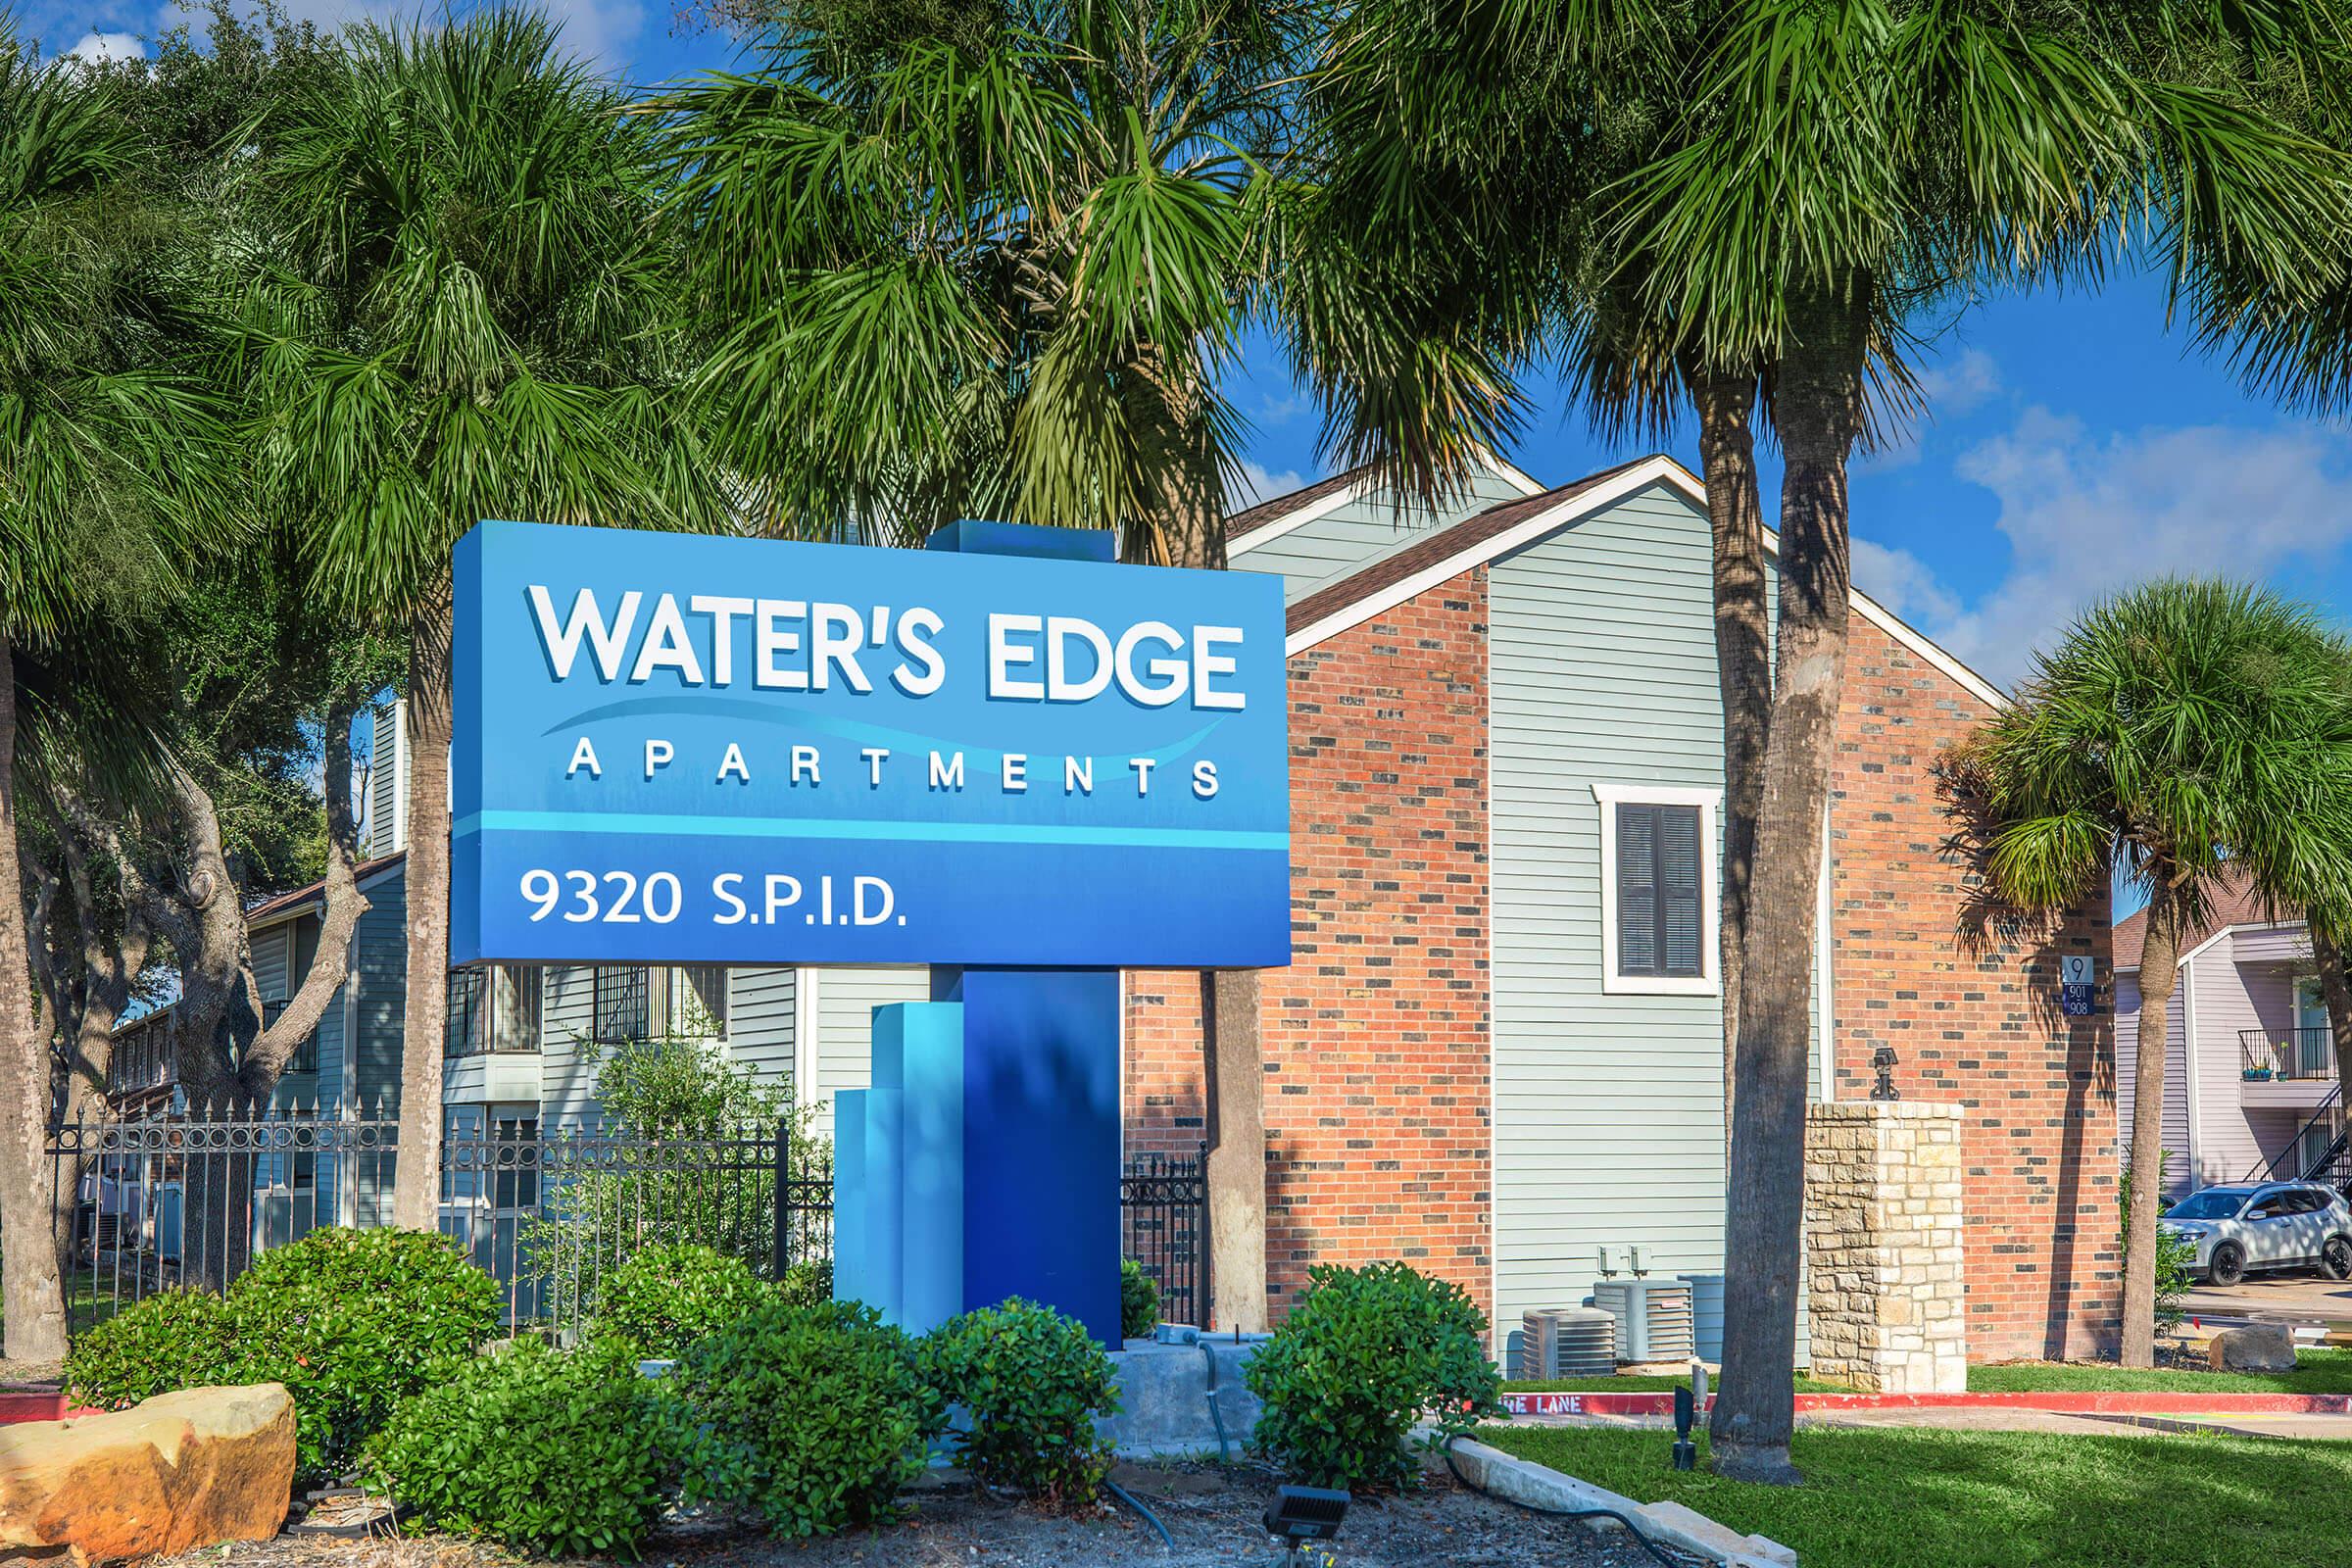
[2111, 869, 2298, 971]
[1278, 455, 1665, 641]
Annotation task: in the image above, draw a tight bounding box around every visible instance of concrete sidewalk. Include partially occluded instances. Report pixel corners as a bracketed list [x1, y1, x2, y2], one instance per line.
[2184, 1275, 2352, 1330]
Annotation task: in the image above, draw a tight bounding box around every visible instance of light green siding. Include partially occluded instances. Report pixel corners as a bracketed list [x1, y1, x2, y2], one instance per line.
[1235, 465, 1531, 602]
[1485, 481, 1826, 1358]
[726, 965, 799, 1096]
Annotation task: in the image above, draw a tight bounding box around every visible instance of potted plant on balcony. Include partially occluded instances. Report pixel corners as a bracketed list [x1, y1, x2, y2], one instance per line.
[2245, 1054, 2278, 1082]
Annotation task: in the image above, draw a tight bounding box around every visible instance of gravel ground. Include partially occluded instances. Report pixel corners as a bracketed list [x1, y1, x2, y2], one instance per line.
[156, 1460, 1698, 1568]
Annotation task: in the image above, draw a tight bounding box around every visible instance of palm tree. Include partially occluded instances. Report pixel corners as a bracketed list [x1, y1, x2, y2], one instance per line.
[1295, 0, 2352, 1479]
[663, 0, 1303, 1327]
[243, 7, 725, 1230]
[1952, 580, 2352, 1365]
[1625, 7, 2352, 1472]
[0, 27, 229, 1360]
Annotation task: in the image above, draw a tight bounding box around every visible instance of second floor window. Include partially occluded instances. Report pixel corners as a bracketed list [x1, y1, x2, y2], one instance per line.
[592, 964, 729, 1044]
[1595, 783, 1721, 997]
[447, 964, 544, 1056]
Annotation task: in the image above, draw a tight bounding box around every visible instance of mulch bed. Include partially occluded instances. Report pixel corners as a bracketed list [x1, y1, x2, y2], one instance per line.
[157, 1459, 1698, 1568]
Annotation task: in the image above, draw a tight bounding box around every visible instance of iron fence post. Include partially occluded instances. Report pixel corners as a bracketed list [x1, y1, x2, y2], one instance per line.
[1198, 1140, 1213, 1331]
[773, 1114, 791, 1282]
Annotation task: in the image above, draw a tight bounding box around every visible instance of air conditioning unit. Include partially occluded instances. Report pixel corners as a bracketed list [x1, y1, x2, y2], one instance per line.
[1591, 1278, 1695, 1364]
[1522, 1307, 1616, 1378]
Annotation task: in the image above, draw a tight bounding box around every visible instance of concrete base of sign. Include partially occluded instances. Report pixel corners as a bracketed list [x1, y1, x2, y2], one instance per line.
[1100, 1334, 1267, 1457]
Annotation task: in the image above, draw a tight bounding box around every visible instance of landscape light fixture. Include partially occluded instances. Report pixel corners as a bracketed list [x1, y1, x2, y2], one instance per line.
[1263, 1485, 1349, 1566]
[1671, 1385, 1697, 1471]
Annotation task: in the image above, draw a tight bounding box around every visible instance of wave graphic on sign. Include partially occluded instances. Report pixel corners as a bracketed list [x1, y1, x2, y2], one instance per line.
[541, 694, 1228, 766]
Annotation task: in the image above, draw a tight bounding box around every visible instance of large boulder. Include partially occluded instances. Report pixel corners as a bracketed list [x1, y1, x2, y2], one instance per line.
[0, 1383, 295, 1564]
[2208, 1323, 2299, 1374]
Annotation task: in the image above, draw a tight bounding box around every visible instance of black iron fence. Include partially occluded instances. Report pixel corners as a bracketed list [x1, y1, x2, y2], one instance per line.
[1120, 1146, 1208, 1329]
[47, 1109, 1205, 1337]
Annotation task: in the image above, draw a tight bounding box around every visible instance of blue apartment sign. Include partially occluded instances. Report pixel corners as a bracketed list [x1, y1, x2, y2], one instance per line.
[450, 519, 1292, 969]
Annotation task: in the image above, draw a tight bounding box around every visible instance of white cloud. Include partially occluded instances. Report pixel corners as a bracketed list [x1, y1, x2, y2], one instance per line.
[1862, 407, 2352, 687]
[65, 30, 146, 63]
[1850, 536, 1961, 630]
[1916, 347, 2002, 416]
[1859, 348, 2004, 475]
[1228, 460, 1308, 514]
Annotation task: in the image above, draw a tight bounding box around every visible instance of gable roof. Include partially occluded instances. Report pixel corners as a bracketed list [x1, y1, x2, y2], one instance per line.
[2112, 870, 2298, 972]
[244, 852, 407, 929]
[1242, 452, 2009, 709]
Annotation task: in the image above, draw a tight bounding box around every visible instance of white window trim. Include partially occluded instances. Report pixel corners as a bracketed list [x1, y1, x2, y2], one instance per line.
[1592, 782, 1724, 997]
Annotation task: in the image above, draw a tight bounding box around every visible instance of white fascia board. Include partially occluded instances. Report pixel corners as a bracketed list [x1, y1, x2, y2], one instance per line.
[1285, 456, 1687, 656]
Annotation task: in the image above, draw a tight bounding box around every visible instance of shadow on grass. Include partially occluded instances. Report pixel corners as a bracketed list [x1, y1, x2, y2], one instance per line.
[1482, 1425, 2352, 1568]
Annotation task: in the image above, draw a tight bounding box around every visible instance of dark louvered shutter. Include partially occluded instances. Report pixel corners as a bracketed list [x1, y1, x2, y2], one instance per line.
[1659, 806, 1704, 977]
[1616, 806, 1659, 976]
[1615, 802, 1706, 980]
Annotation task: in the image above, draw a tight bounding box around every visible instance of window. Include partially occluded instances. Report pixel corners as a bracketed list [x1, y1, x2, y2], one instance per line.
[594, 965, 653, 1044]
[1593, 783, 1721, 996]
[448, 965, 543, 1056]
[592, 965, 727, 1044]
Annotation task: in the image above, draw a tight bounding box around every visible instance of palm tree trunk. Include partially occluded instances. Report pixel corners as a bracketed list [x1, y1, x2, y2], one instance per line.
[0, 639, 72, 1362]
[2313, 925, 2352, 1167]
[2122, 904, 2183, 1366]
[1133, 356, 1269, 1330]
[1710, 277, 1870, 1485]
[1680, 352, 1770, 1147]
[392, 593, 454, 1232]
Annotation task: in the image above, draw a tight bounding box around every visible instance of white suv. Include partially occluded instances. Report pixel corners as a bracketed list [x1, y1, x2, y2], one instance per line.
[2160, 1181, 2352, 1286]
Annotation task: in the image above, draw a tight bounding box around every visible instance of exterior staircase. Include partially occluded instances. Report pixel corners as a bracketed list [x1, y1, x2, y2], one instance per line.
[2251, 1082, 2349, 1189]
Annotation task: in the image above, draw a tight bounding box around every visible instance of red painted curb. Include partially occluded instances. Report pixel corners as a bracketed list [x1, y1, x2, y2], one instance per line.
[0, 1391, 68, 1424]
[1500, 1389, 2352, 1417]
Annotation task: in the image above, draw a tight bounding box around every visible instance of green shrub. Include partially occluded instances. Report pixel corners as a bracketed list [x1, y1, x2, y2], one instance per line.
[370, 1342, 668, 1557]
[65, 1289, 239, 1409]
[920, 1299, 1116, 1506]
[228, 1228, 504, 1475]
[1244, 1260, 1501, 1492]
[668, 1297, 943, 1537]
[591, 1244, 769, 1360]
[779, 1258, 833, 1309]
[1120, 1258, 1160, 1340]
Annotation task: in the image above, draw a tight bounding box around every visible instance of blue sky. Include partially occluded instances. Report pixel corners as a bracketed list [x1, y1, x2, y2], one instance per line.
[28, 4, 2352, 694]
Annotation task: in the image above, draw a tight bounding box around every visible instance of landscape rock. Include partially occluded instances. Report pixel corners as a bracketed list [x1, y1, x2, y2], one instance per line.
[0, 1383, 295, 1564]
[2207, 1324, 2298, 1374]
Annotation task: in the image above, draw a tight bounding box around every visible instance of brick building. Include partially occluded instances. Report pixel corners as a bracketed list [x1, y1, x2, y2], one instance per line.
[1125, 453, 2118, 1364]
[128, 450, 2118, 1364]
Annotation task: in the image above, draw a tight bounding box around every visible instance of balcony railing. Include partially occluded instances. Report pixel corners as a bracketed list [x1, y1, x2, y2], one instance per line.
[2240, 1027, 2338, 1082]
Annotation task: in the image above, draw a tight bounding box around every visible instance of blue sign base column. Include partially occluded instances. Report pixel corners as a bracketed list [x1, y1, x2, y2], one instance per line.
[830, 974, 1122, 1346]
[937, 966, 1122, 1346]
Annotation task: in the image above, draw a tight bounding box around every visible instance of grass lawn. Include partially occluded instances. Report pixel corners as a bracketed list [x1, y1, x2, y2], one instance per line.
[1502, 1348, 2352, 1398]
[1965, 1350, 2352, 1396]
[1479, 1424, 2352, 1568]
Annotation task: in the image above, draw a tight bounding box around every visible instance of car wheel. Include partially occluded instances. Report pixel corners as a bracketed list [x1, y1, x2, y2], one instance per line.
[2322, 1236, 2352, 1283]
[2210, 1242, 2248, 1288]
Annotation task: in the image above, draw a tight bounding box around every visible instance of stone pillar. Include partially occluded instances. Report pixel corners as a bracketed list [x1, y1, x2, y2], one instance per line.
[1804, 1101, 1968, 1394]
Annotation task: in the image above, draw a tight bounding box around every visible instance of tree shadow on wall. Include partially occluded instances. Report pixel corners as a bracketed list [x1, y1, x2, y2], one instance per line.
[1937, 758, 2119, 1362]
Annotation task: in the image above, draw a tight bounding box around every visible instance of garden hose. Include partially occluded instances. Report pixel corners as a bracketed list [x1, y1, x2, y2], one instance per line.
[1439, 1436, 1706, 1568]
[1103, 1477, 1175, 1548]
[1197, 1338, 1234, 1462]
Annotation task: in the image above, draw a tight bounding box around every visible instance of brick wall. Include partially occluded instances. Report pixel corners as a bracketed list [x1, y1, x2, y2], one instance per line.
[1826, 612, 2120, 1360]
[1125, 570, 1493, 1319]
